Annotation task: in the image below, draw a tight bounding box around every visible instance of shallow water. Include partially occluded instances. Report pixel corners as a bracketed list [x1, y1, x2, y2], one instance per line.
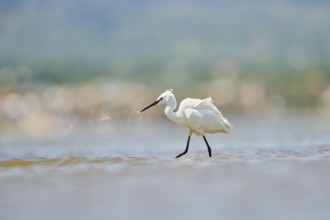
[1, 115, 330, 220]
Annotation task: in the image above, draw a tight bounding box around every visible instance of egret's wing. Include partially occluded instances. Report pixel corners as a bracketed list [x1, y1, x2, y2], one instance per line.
[193, 97, 224, 117]
[180, 96, 233, 133]
[184, 108, 203, 134]
[179, 97, 221, 114]
[184, 107, 231, 134]
[184, 108, 202, 122]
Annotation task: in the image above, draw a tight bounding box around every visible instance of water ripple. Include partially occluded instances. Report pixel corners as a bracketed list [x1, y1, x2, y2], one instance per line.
[1, 145, 329, 169]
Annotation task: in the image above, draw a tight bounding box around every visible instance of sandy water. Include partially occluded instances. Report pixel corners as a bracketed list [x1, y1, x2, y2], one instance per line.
[1, 115, 330, 220]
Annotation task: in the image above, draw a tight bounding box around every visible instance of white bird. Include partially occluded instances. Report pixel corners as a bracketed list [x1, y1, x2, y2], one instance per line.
[140, 89, 233, 158]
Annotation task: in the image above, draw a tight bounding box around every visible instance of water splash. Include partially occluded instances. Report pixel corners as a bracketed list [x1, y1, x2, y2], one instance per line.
[118, 110, 142, 134]
[98, 113, 111, 121]
[87, 109, 142, 135]
[89, 109, 113, 134]
[61, 115, 77, 136]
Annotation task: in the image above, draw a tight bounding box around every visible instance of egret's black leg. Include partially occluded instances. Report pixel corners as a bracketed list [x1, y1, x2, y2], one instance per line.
[175, 136, 191, 158]
[202, 135, 212, 157]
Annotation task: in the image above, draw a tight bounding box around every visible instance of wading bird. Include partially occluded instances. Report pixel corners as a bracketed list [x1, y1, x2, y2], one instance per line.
[140, 89, 233, 158]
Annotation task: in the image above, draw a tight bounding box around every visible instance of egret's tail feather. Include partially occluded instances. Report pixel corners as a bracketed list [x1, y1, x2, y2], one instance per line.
[224, 118, 233, 130]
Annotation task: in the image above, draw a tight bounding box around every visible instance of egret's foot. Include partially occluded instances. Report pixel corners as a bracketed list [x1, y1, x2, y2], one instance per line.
[175, 151, 188, 158]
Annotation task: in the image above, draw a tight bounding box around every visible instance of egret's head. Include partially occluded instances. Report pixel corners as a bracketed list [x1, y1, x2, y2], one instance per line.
[156, 89, 174, 104]
[140, 89, 173, 112]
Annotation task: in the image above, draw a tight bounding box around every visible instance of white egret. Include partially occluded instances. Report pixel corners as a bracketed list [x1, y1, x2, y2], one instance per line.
[140, 89, 233, 158]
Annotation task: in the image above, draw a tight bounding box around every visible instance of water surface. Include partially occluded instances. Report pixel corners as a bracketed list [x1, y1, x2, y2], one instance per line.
[1, 115, 330, 220]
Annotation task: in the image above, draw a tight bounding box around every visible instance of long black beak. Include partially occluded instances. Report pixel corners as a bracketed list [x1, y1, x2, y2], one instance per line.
[140, 99, 160, 112]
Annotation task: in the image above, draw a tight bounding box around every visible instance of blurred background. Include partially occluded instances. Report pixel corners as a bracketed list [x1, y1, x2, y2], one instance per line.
[1, 0, 330, 138]
[2, 2, 330, 220]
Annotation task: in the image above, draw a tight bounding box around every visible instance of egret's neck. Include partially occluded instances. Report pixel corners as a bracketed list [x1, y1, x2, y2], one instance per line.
[164, 94, 179, 123]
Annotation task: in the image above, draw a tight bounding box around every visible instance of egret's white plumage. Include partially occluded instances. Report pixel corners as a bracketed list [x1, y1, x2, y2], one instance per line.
[140, 89, 233, 158]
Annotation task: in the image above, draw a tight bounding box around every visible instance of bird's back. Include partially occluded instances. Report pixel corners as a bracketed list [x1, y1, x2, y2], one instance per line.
[178, 97, 233, 135]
